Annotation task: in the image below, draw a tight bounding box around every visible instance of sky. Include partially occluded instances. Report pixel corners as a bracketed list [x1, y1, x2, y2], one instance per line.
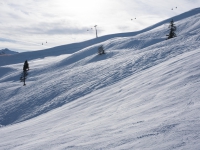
[0, 0, 199, 52]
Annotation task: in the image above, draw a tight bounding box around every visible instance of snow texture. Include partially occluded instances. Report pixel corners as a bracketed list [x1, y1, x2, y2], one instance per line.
[0, 8, 200, 150]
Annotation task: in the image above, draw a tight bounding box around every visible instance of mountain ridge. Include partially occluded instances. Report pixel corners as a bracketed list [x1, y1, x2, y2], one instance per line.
[0, 48, 18, 55]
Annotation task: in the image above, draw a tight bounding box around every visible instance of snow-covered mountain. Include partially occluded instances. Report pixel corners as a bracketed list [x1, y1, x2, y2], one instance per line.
[0, 48, 18, 55]
[0, 8, 200, 150]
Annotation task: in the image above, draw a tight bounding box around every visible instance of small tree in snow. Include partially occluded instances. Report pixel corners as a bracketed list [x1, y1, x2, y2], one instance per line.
[166, 19, 177, 39]
[98, 45, 105, 55]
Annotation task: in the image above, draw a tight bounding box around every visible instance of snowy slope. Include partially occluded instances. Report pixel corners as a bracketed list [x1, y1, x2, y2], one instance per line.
[0, 8, 200, 150]
[0, 8, 199, 67]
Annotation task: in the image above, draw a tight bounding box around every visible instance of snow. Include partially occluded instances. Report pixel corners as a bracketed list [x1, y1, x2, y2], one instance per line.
[0, 8, 200, 150]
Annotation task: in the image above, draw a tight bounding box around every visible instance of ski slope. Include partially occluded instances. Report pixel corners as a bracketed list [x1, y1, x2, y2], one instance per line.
[0, 8, 200, 150]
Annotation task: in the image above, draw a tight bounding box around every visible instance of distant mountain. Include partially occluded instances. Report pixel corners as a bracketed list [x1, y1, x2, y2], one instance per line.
[0, 48, 18, 55]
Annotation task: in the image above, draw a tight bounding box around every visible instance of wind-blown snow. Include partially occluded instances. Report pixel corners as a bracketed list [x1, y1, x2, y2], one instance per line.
[0, 8, 200, 150]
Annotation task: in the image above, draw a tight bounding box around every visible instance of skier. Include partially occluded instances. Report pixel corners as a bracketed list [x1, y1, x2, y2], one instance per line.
[22, 60, 29, 86]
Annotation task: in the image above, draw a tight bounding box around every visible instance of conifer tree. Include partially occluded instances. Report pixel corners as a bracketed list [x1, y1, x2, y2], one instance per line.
[98, 45, 105, 55]
[166, 19, 177, 39]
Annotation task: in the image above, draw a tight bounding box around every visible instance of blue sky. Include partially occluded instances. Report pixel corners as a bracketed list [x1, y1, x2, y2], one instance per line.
[0, 0, 199, 52]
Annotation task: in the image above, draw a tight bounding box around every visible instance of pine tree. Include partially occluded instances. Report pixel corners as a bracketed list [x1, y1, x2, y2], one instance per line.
[166, 19, 177, 39]
[98, 45, 105, 55]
